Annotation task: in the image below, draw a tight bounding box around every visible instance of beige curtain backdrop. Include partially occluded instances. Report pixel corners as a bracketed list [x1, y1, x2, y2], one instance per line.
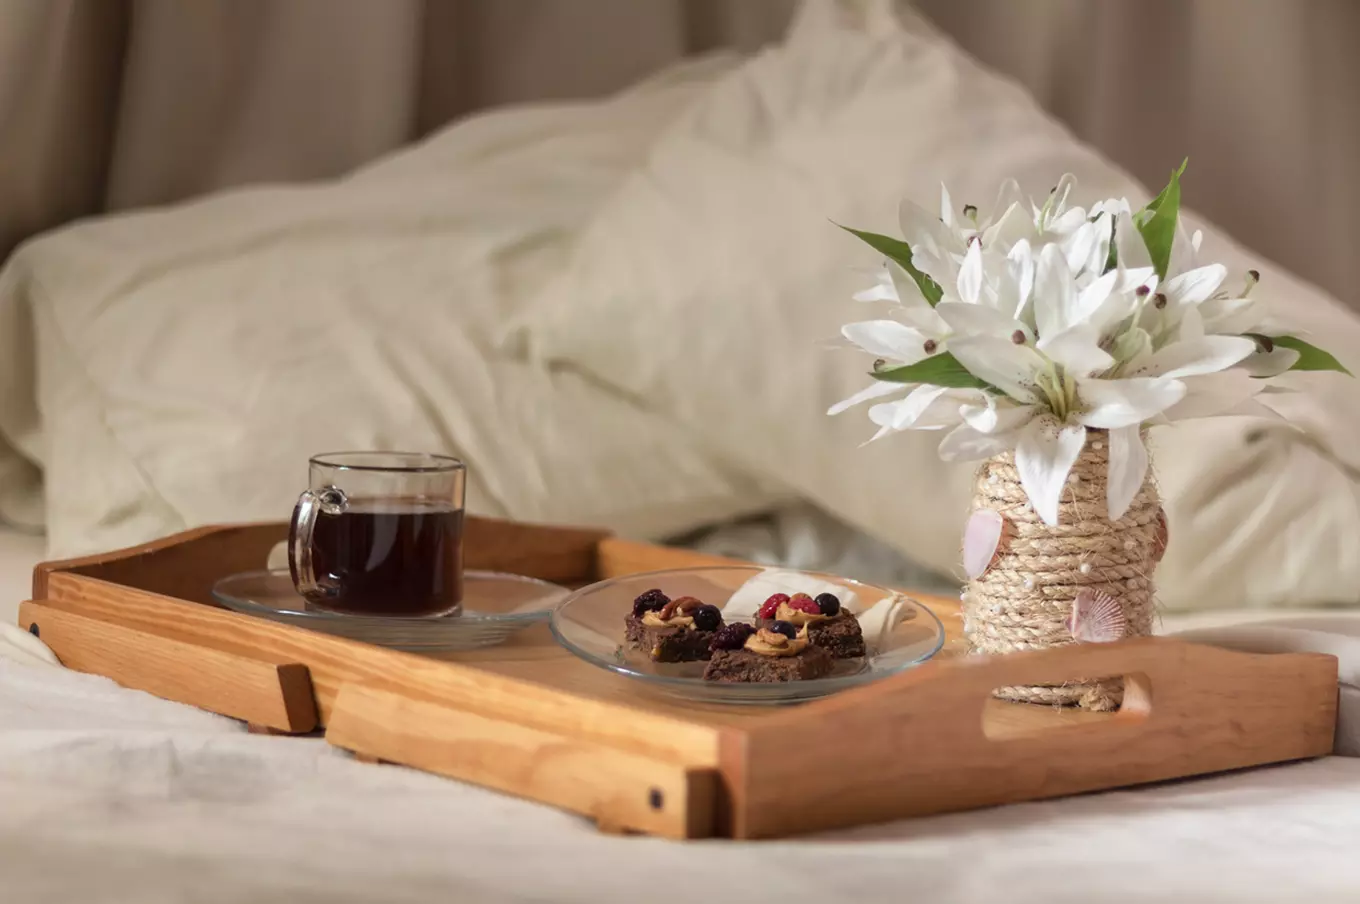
[0, 0, 1355, 309]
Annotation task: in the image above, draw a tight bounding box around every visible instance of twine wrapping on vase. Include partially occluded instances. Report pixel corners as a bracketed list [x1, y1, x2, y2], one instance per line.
[962, 434, 1161, 711]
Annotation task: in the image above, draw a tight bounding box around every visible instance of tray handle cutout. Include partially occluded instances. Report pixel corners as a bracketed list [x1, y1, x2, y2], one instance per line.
[720, 637, 1337, 839]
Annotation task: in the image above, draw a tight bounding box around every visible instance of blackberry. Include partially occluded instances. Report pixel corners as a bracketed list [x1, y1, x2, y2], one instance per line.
[709, 622, 754, 651]
[768, 620, 798, 640]
[689, 604, 722, 632]
[632, 588, 670, 616]
[814, 593, 841, 616]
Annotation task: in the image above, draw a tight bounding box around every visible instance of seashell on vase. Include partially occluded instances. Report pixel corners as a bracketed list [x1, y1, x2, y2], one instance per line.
[959, 433, 1161, 711]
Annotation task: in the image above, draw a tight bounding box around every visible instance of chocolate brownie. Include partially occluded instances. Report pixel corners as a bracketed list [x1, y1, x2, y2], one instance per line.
[755, 612, 866, 659]
[703, 644, 833, 682]
[625, 613, 717, 663]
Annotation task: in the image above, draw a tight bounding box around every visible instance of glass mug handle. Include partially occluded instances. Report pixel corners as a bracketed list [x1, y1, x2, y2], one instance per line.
[289, 485, 348, 599]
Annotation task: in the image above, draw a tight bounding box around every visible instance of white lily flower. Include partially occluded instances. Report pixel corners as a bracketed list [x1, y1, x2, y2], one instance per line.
[832, 170, 1348, 525]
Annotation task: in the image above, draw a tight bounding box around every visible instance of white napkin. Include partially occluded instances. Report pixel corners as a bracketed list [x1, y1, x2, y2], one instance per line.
[1174, 615, 1360, 756]
[721, 568, 915, 646]
[0, 622, 59, 668]
[722, 568, 862, 619]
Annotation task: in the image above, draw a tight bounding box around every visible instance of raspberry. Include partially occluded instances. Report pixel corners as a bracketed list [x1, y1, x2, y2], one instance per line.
[632, 588, 670, 617]
[756, 593, 790, 620]
[689, 604, 722, 632]
[786, 593, 820, 615]
[709, 623, 754, 651]
[814, 593, 841, 616]
[768, 620, 798, 640]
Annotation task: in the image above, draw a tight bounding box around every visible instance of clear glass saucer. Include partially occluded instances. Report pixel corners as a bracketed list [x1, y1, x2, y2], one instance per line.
[549, 566, 945, 705]
[212, 569, 568, 652]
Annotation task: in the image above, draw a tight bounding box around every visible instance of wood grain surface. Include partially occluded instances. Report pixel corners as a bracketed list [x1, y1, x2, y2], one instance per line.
[720, 636, 1338, 838]
[327, 683, 718, 839]
[26, 520, 1341, 840]
[19, 599, 317, 732]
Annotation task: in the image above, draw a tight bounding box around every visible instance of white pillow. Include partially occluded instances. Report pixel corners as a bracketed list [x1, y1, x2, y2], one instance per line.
[0, 56, 788, 557]
[506, 0, 1360, 611]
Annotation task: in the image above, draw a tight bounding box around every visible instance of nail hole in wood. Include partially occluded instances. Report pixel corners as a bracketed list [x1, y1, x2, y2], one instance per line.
[648, 788, 664, 810]
[28, 624, 39, 639]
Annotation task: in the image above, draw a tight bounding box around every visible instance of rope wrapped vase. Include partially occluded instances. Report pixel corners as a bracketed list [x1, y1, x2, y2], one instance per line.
[961, 432, 1166, 711]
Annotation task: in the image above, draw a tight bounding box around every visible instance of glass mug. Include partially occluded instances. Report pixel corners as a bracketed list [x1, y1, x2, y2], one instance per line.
[288, 452, 467, 618]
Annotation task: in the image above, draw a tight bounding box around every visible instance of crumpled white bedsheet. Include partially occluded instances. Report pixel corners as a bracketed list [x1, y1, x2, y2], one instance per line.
[4, 632, 1360, 904]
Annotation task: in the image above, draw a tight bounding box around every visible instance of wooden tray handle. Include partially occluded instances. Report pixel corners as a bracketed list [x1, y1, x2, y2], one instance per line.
[19, 600, 318, 733]
[722, 637, 1338, 839]
[324, 683, 718, 839]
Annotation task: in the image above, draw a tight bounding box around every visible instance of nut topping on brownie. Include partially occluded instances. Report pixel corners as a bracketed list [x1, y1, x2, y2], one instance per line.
[626, 592, 723, 663]
[744, 624, 810, 657]
[755, 591, 866, 659]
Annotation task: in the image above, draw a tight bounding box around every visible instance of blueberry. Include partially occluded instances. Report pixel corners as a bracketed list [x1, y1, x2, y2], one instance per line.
[689, 604, 722, 632]
[632, 588, 670, 616]
[814, 593, 841, 616]
[709, 623, 754, 651]
[768, 620, 798, 640]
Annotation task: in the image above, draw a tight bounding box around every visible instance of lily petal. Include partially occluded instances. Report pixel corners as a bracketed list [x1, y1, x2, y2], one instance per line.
[883, 260, 933, 308]
[1074, 269, 1119, 325]
[957, 239, 984, 305]
[1075, 377, 1186, 429]
[1114, 266, 1157, 295]
[1034, 243, 1076, 340]
[1239, 346, 1301, 378]
[899, 199, 954, 256]
[949, 335, 1045, 404]
[1016, 414, 1087, 526]
[1130, 335, 1256, 380]
[983, 202, 1033, 252]
[935, 301, 1030, 341]
[841, 320, 931, 362]
[1049, 206, 1087, 238]
[1199, 295, 1261, 335]
[1164, 264, 1227, 306]
[1038, 326, 1115, 377]
[939, 423, 1023, 462]
[869, 385, 971, 432]
[1115, 210, 1153, 271]
[1062, 220, 1099, 274]
[1106, 425, 1148, 521]
[961, 399, 1037, 434]
[828, 380, 908, 416]
[1006, 239, 1036, 321]
[853, 275, 897, 303]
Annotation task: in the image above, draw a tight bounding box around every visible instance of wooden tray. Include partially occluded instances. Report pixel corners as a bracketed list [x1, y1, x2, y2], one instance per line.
[17, 516, 1338, 840]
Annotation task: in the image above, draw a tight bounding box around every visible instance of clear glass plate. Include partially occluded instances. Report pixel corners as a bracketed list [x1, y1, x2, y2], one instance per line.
[212, 569, 568, 652]
[549, 566, 945, 705]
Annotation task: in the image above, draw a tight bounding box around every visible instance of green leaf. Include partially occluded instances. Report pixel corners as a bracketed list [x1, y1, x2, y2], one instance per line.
[1104, 218, 1119, 274]
[1142, 158, 1188, 217]
[837, 224, 944, 306]
[1248, 333, 1353, 376]
[871, 352, 993, 390]
[1135, 159, 1187, 281]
